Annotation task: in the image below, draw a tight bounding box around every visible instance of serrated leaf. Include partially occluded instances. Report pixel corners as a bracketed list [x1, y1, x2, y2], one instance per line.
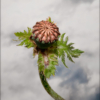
[69, 46, 74, 49]
[70, 49, 84, 57]
[61, 51, 68, 68]
[69, 51, 80, 58]
[45, 71, 51, 78]
[57, 34, 84, 68]
[51, 61, 58, 65]
[60, 33, 65, 42]
[65, 50, 75, 63]
[27, 27, 31, 33]
[17, 39, 26, 46]
[64, 36, 68, 45]
[25, 43, 33, 48]
[14, 27, 34, 48]
[24, 30, 27, 34]
[72, 49, 84, 53]
[51, 69, 55, 75]
[68, 43, 74, 47]
[44, 53, 58, 78]
[58, 48, 64, 58]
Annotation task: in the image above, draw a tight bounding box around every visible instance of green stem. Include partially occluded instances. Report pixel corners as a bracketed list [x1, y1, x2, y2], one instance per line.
[38, 70, 65, 100]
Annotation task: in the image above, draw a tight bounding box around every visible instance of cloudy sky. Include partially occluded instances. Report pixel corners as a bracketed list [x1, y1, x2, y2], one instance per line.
[1, 0, 99, 100]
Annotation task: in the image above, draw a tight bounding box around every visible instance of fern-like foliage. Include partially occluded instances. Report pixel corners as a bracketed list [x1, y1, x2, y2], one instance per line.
[37, 45, 58, 78]
[55, 33, 84, 68]
[44, 53, 58, 78]
[13, 27, 84, 78]
[61, 51, 68, 68]
[44, 47, 58, 78]
[37, 50, 58, 78]
[13, 27, 34, 48]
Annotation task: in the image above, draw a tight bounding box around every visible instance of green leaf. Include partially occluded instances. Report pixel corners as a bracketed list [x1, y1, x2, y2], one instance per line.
[72, 49, 84, 53]
[61, 51, 68, 68]
[47, 17, 52, 23]
[44, 69, 52, 78]
[70, 49, 84, 58]
[64, 36, 68, 45]
[57, 35, 84, 68]
[24, 30, 27, 34]
[27, 27, 31, 33]
[25, 42, 33, 48]
[37, 49, 59, 78]
[51, 61, 58, 65]
[60, 33, 65, 42]
[51, 69, 55, 76]
[13, 27, 34, 48]
[48, 17, 51, 22]
[17, 39, 26, 46]
[58, 49, 64, 58]
[65, 50, 75, 63]
[68, 43, 74, 47]
[44, 53, 58, 78]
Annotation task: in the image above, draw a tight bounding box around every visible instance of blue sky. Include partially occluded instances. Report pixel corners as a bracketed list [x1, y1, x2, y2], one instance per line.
[1, 0, 99, 100]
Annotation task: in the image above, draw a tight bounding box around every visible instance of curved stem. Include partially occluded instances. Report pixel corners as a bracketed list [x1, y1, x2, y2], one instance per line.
[38, 70, 65, 100]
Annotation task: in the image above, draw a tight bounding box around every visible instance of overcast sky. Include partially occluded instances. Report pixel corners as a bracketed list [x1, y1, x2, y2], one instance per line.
[1, 0, 99, 100]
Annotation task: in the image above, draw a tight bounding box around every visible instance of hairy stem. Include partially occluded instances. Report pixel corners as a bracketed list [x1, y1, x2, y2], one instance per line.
[38, 70, 65, 100]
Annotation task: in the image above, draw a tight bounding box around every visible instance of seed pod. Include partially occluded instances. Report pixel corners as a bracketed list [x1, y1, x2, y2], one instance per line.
[30, 17, 60, 49]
